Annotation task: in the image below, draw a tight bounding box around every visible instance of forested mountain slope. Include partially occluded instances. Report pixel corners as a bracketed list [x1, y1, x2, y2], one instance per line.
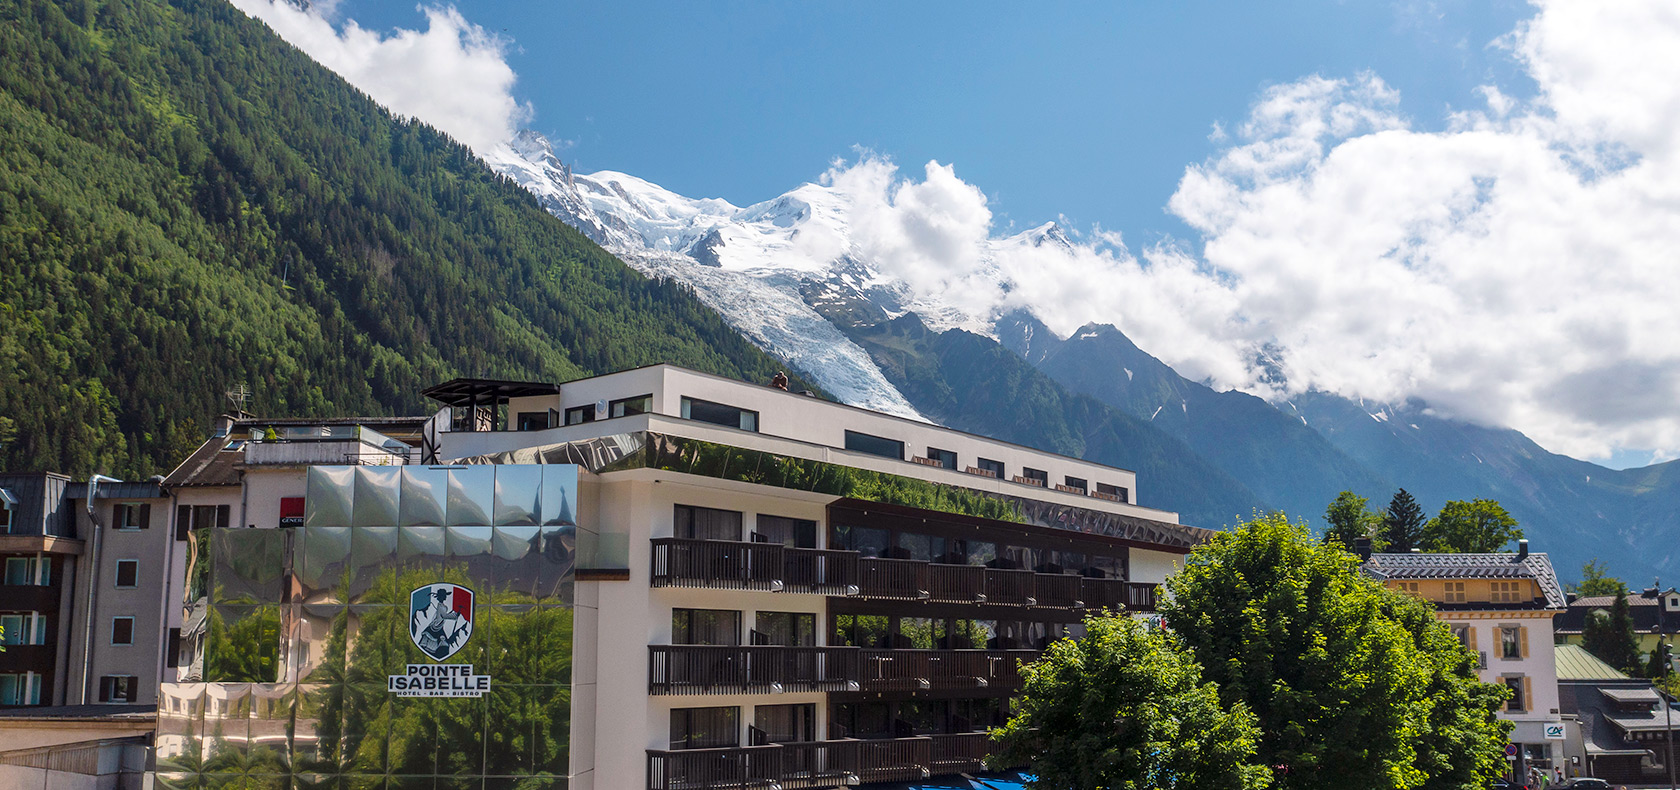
[0, 0, 793, 477]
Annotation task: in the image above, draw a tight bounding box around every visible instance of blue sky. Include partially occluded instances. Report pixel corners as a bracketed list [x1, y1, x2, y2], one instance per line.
[332, 0, 1533, 246]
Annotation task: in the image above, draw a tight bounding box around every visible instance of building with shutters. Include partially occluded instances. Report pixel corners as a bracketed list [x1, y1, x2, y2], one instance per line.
[151, 363, 1212, 790]
[1363, 543, 1568, 779]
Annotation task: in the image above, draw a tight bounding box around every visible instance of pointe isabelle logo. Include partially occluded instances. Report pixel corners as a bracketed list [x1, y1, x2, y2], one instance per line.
[408, 583, 475, 661]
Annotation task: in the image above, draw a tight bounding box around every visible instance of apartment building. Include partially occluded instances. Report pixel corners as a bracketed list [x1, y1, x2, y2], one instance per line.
[1554, 586, 1680, 656]
[153, 364, 1213, 790]
[1364, 543, 1567, 780]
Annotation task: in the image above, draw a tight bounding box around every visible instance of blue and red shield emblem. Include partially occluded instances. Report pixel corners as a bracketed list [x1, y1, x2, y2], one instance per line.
[408, 583, 475, 661]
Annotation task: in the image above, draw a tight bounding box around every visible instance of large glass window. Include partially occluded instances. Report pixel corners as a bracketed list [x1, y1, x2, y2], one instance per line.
[1063, 476, 1088, 493]
[925, 447, 957, 470]
[832, 614, 890, 648]
[1096, 482, 1129, 503]
[670, 706, 740, 750]
[830, 525, 889, 557]
[563, 404, 595, 425]
[843, 431, 904, 460]
[1019, 468, 1048, 487]
[4, 556, 46, 586]
[608, 394, 652, 419]
[673, 609, 741, 646]
[0, 673, 41, 706]
[894, 532, 945, 562]
[755, 612, 815, 647]
[898, 700, 946, 735]
[674, 505, 743, 542]
[898, 617, 937, 649]
[756, 515, 816, 548]
[975, 458, 1005, 479]
[515, 412, 552, 431]
[681, 397, 760, 432]
[0, 613, 45, 646]
[963, 540, 997, 567]
[830, 702, 891, 739]
[754, 704, 815, 744]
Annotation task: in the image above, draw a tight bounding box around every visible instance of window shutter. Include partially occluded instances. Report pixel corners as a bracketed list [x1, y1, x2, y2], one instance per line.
[216, 505, 230, 529]
[1519, 626, 1529, 658]
[98, 677, 112, 703]
[1468, 626, 1478, 651]
[1523, 678, 1533, 712]
[139, 503, 151, 529]
[126, 679, 138, 703]
[176, 505, 190, 541]
[166, 628, 181, 668]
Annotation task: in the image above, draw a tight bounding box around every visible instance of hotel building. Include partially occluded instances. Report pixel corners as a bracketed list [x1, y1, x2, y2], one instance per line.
[152, 364, 1214, 789]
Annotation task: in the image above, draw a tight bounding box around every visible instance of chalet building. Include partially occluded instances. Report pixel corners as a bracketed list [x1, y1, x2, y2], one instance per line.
[1554, 643, 1680, 785]
[1363, 545, 1568, 780]
[1554, 586, 1680, 656]
[151, 364, 1212, 790]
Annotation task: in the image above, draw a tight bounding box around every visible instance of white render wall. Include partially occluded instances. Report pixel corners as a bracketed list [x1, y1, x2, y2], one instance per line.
[1439, 611, 1562, 726]
[473, 365, 1171, 522]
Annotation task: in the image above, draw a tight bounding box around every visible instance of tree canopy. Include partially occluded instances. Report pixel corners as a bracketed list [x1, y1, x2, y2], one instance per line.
[1160, 512, 1510, 790]
[1421, 499, 1523, 553]
[1572, 560, 1627, 597]
[1583, 590, 1643, 676]
[989, 613, 1271, 790]
[1324, 490, 1382, 549]
[1380, 490, 1427, 553]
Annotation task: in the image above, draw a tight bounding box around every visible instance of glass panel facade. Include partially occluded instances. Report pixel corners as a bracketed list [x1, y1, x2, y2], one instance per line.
[163, 464, 579, 787]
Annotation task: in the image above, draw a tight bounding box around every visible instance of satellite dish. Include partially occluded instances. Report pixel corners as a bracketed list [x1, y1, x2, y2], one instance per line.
[595, 399, 608, 417]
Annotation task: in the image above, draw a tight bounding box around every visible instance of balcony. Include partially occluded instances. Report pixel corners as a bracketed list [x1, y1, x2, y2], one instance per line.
[982, 568, 1037, 607]
[1080, 577, 1157, 611]
[0, 585, 60, 613]
[648, 646, 860, 695]
[647, 646, 1038, 696]
[650, 538, 859, 594]
[646, 734, 1021, 790]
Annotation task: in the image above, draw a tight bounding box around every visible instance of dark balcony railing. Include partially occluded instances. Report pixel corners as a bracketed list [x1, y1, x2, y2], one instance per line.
[983, 567, 1037, 606]
[647, 744, 783, 790]
[649, 646, 859, 695]
[926, 563, 986, 603]
[1081, 577, 1157, 611]
[781, 547, 858, 594]
[855, 649, 1036, 693]
[647, 734, 1020, 790]
[1032, 573, 1083, 608]
[651, 538, 783, 591]
[857, 557, 928, 600]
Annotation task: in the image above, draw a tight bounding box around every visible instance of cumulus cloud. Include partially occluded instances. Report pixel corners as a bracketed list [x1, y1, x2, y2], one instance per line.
[810, 0, 1680, 462]
[230, 0, 529, 158]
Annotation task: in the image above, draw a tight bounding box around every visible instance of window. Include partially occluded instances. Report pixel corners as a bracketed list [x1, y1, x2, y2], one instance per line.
[608, 395, 652, 419]
[0, 673, 41, 706]
[963, 539, 998, 567]
[681, 397, 759, 432]
[1018, 468, 1048, 486]
[1503, 676, 1527, 712]
[754, 612, 815, 647]
[925, 447, 957, 470]
[829, 701, 892, 739]
[754, 704, 815, 744]
[0, 505, 10, 533]
[670, 706, 739, 750]
[1096, 482, 1130, 503]
[674, 505, 743, 542]
[1491, 581, 1523, 603]
[672, 609, 741, 646]
[893, 532, 945, 563]
[1500, 625, 1524, 659]
[1063, 476, 1088, 493]
[1398, 582, 1421, 595]
[113, 503, 148, 530]
[0, 613, 45, 646]
[755, 515, 816, 549]
[115, 559, 139, 589]
[515, 411, 552, 431]
[167, 628, 182, 668]
[181, 504, 230, 536]
[975, 458, 1005, 479]
[1450, 624, 1471, 648]
[1444, 582, 1466, 603]
[111, 616, 135, 646]
[5, 556, 47, 586]
[830, 525, 888, 557]
[843, 430, 904, 460]
[563, 404, 595, 426]
[831, 614, 890, 648]
[99, 675, 138, 703]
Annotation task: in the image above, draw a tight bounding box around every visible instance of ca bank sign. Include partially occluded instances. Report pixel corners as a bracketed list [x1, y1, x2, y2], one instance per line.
[387, 583, 492, 698]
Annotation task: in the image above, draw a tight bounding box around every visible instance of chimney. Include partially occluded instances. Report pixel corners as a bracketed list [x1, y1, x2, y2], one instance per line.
[212, 414, 235, 437]
[1514, 539, 1529, 562]
[1353, 537, 1373, 562]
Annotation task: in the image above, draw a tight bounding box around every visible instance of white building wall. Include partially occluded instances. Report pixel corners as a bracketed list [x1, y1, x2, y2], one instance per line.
[1442, 612, 1562, 739]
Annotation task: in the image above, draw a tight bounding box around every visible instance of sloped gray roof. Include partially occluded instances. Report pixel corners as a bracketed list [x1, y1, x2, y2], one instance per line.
[1365, 551, 1566, 609]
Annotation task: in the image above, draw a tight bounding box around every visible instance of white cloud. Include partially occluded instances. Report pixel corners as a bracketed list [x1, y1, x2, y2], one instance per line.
[230, 0, 529, 158]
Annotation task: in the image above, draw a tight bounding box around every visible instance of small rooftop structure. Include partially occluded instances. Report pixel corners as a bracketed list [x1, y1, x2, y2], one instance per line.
[1364, 548, 1567, 609]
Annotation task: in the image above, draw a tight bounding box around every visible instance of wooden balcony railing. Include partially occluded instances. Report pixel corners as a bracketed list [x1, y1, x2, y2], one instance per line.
[853, 736, 934, 784]
[781, 547, 859, 594]
[647, 744, 783, 790]
[929, 732, 994, 775]
[983, 567, 1037, 606]
[1032, 572, 1084, 608]
[1081, 577, 1158, 611]
[927, 563, 986, 603]
[648, 734, 1011, 790]
[857, 557, 928, 600]
[855, 649, 1036, 693]
[649, 646, 860, 695]
[651, 537, 783, 591]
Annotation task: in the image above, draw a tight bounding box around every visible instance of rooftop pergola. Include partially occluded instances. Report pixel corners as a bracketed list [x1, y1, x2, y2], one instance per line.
[421, 378, 560, 431]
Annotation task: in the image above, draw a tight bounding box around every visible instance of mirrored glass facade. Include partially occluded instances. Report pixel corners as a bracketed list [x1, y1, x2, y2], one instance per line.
[161, 465, 579, 789]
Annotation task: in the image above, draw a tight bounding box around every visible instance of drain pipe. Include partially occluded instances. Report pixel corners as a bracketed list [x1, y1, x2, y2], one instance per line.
[79, 474, 121, 705]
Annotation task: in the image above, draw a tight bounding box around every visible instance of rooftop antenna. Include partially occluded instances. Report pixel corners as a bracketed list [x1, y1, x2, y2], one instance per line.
[226, 383, 252, 415]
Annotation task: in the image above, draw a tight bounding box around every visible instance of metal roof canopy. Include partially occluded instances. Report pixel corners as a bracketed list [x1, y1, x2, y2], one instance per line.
[421, 378, 560, 408]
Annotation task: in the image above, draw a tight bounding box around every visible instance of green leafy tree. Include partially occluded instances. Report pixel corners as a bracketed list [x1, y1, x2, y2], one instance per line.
[1162, 512, 1510, 790]
[1583, 590, 1643, 675]
[1381, 490, 1427, 552]
[1572, 560, 1627, 597]
[1324, 490, 1382, 549]
[1421, 499, 1523, 553]
[989, 613, 1271, 790]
